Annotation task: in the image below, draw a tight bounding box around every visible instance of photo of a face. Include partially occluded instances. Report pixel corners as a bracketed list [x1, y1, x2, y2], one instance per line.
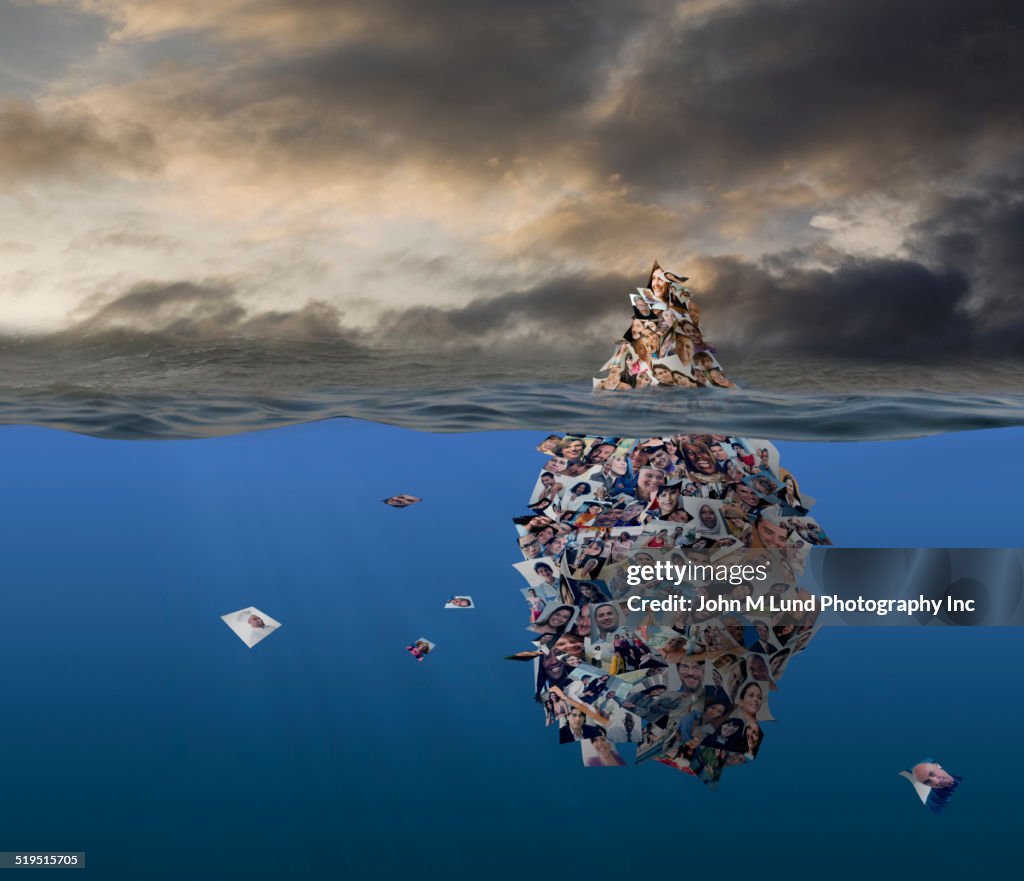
[674, 658, 706, 694]
[583, 438, 619, 465]
[635, 466, 667, 501]
[735, 680, 774, 722]
[517, 532, 544, 559]
[221, 606, 281, 648]
[680, 497, 728, 538]
[537, 435, 563, 455]
[752, 509, 791, 550]
[558, 479, 596, 512]
[527, 470, 565, 508]
[383, 494, 422, 508]
[636, 288, 666, 310]
[581, 735, 627, 767]
[406, 638, 435, 661]
[692, 351, 717, 372]
[630, 293, 657, 318]
[529, 602, 577, 635]
[444, 596, 475, 609]
[625, 317, 659, 343]
[680, 442, 719, 479]
[744, 652, 773, 683]
[555, 436, 589, 462]
[899, 760, 962, 813]
[678, 317, 704, 347]
[513, 556, 562, 590]
[651, 361, 676, 386]
[592, 602, 623, 637]
[652, 354, 686, 383]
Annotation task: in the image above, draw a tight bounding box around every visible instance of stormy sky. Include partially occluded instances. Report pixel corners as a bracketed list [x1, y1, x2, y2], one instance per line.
[1, 0, 1021, 360]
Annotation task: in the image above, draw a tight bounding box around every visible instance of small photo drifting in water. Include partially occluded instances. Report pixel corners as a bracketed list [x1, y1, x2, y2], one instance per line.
[406, 638, 435, 661]
[899, 759, 962, 814]
[221, 606, 282, 649]
[383, 494, 422, 508]
[444, 595, 475, 609]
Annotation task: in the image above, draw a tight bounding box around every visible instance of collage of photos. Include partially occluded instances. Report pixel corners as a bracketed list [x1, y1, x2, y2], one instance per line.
[515, 430, 831, 784]
[594, 262, 737, 391]
[517, 264, 831, 786]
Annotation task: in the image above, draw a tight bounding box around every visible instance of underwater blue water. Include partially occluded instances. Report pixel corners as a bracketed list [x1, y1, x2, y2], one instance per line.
[0, 420, 1021, 879]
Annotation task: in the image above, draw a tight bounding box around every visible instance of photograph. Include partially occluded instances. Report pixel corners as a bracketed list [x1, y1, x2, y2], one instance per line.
[220, 607, 283, 649]
[444, 596, 475, 609]
[2, 1, 1019, 876]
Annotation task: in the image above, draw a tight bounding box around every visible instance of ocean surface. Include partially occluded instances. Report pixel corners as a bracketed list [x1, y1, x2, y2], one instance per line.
[2, 335, 1024, 440]
[0, 339, 1021, 879]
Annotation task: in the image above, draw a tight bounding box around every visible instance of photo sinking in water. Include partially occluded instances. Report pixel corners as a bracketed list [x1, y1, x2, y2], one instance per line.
[221, 607, 282, 648]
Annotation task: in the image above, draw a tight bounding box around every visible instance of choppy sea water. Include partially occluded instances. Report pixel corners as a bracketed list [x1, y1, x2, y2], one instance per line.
[6, 382, 1024, 441]
[2, 335, 1024, 440]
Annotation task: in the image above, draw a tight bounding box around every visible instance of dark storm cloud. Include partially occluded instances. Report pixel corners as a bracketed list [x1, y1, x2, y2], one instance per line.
[370, 271, 634, 347]
[692, 165, 1024, 359]
[0, 100, 158, 181]
[114, 0, 650, 174]
[62, 270, 634, 350]
[591, 0, 1024, 192]
[71, 280, 350, 340]
[372, 194, 1022, 359]
[367, 174, 1024, 360]
[237, 300, 348, 338]
[907, 172, 1024, 350]
[62, 215, 1024, 359]
[132, 0, 1023, 196]
[698, 254, 973, 359]
[24, 0, 1024, 362]
[72, 281, 247, 336]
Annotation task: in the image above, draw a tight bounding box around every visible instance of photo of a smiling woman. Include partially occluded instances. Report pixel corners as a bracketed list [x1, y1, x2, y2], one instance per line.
[529, 603, 578, 636]
[554, 436, 589, 463]
[535, 649, 573, 698]
[595, 456, 636, 497]
[733, 679, 774, 723]
[701, 716, 747, 753]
